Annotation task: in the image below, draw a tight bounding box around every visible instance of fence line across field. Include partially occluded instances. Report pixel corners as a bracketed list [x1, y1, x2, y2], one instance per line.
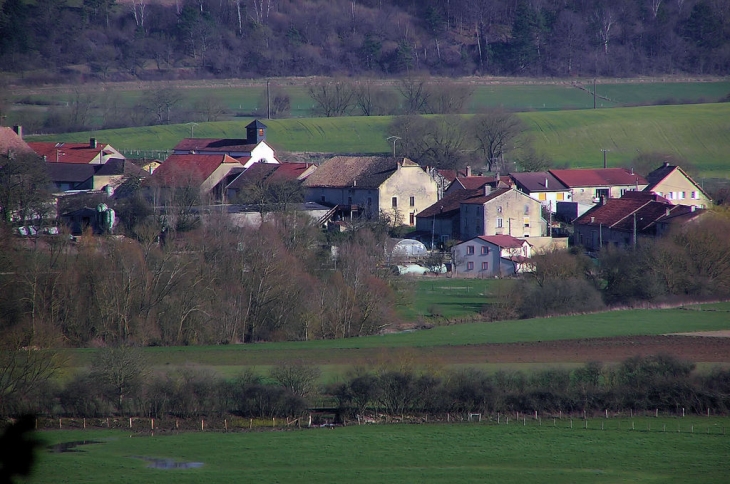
[34, 411, 729, 437]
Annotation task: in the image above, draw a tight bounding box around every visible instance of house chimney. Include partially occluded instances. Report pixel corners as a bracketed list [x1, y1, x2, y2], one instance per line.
[484, 185, 491, 196]
[664, 161, 669, 167]
[12, 125, 22, 139]
[90, 138, 97, 149]
[665, 207, 670, 217]
[545, 177, 548, 189]
[691, 205, 696, 212]
[591, 216, 595, 223]
[465, 165, 472, 177]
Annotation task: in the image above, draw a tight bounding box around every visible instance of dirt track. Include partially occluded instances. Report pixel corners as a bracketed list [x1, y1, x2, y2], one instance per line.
[409, 335, 730, 365]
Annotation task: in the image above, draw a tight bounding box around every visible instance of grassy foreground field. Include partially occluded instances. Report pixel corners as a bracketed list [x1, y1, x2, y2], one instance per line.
[26, 418, 730, 483]
[33, 103, 730, 177]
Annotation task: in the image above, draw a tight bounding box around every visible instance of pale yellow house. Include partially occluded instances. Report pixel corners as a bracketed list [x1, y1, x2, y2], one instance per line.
[302, 156, 438, 226]
[644, 163, 711, 208]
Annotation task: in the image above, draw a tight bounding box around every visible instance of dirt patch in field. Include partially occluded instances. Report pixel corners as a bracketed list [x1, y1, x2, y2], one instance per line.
[670, 330, 730, 338]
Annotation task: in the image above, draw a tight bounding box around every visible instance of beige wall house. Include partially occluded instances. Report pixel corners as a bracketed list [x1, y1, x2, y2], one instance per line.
[303, 156, 438, 226]
[460, 186, 546, 240]
[644, 163, 711, 209]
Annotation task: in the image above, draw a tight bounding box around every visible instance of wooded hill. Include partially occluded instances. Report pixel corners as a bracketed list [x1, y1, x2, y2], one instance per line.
[1, 0, 729, 81]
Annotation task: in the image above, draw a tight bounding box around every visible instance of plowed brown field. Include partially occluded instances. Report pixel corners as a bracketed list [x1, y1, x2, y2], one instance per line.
[421, 335, 730, 364]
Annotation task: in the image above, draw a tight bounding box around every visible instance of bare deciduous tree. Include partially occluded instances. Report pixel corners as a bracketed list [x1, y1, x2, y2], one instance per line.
[470, 110, 525, 172]
[307, 79, 355, 117]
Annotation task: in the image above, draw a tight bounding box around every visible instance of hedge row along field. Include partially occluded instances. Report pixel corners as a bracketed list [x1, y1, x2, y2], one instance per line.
[32, 103, 730, 177]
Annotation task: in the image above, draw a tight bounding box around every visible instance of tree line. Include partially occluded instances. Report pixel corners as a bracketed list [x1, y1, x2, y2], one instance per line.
[1, 0, 729, 82]
[4, 346, 730, 419]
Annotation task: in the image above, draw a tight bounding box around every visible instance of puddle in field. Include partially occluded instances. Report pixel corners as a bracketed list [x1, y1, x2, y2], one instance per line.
[48, 440, 104, 453]
[139, 457, 204, 469]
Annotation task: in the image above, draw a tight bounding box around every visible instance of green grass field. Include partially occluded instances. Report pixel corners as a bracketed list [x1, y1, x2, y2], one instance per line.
[10, 78, 730, 119]
[25, 418, 730, 483]
[398, 278, 500, 321]
[57, 305, 730, 378]
[31, 102, 730, 177]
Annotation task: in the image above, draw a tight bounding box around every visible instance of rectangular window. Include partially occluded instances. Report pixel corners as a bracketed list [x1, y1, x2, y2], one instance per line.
[409, 213, 415, 225]
[524, 205, 530, 215]
[524, 217, 530, 228]
[367, 197, 372, 206]
[481, 246, 488, 255]
[481, 262, 489, 271]
[557, 193, 564, 201]
[596, 188, 609, 199]
[692, 191, 698, 199]
[466, 245, 475, 255]
[409, 196, 415, 207]
[538, 193, 546, 201]
[680, 191, 686, 199]
[497, 218, 503, 228]
[321, 195, 326, 202]
[391, 197, 398, 208]
[467, 262, 474, 270]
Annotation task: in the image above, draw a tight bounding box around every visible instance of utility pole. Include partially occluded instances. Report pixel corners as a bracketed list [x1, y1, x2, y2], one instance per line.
[593, 78, 597, 109]
[633, 212, 637, 248]
[601, 149, 610, 169]
[387, 136, 401, 157]
[266, 79, 271, 119]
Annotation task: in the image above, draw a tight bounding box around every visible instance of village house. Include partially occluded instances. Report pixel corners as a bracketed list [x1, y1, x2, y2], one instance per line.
[460, 186, 546, 240]
[28, 138, 124, 164]
[0, 126, 34, 156]
[549, 168, 647, 205]
[172, 120, 279, 169]
[643, 162, 711, 208]
[573, 191, 707, 251]
[302, 156, 438, 227]
[451, 234, 532, 278]
[510, 171, 570, 213]
[147, 154, 245, 204]
[416, 186, 546, 246]
[226, 162, 316, 203]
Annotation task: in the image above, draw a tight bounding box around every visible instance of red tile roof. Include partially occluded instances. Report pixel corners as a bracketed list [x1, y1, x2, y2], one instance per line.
[418, 188, 510, 218]
[28, 141, 113, 164]
[303, 156, 417, 189]
[477, 234, 529, 248]
[549, 168, 646, 188]
[453, 176, 490, 190]
[510, 171, 568, 192]
[0, 127, 33, 155]
[149, 154, 239, 187]
[574, 198, 649, 226]
[461, 187, 512, 205]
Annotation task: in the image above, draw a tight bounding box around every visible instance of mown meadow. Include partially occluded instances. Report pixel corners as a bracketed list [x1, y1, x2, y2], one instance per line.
[26, 417, 730, 484]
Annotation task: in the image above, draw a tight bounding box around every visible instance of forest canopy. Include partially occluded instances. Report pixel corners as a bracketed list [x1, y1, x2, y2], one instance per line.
[1, 0, 729, 81]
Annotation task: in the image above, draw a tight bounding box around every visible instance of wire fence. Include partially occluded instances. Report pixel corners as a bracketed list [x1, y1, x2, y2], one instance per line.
[26, 410, 730, 437]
